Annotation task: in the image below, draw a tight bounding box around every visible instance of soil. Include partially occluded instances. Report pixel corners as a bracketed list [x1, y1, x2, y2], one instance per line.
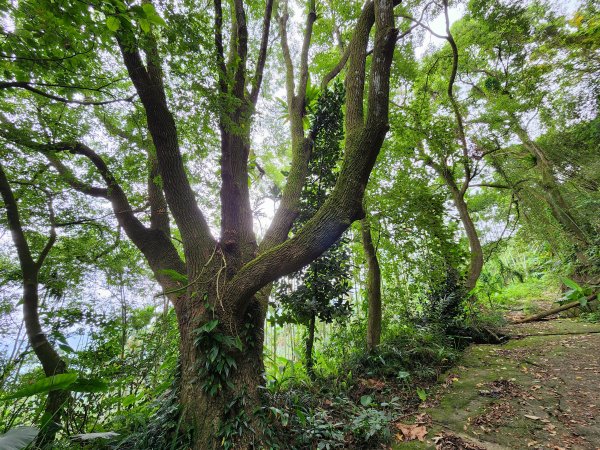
[392, 318, 600, 450]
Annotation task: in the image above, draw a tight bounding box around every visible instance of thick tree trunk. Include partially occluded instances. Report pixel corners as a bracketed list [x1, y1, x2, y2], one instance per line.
[176, 283, 267, 450]
[305, 314, 316, 379]
[361, 218, 382, 351]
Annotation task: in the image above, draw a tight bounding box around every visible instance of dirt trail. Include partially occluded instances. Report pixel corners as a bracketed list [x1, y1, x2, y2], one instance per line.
[394, 319, 600, 450]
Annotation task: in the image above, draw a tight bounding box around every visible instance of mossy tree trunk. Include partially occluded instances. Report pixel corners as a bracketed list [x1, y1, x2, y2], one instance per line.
[361, 216, 382, 351]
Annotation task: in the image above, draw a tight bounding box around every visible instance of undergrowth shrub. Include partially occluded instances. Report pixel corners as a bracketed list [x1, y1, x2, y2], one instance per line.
[265, 324, 462, 449]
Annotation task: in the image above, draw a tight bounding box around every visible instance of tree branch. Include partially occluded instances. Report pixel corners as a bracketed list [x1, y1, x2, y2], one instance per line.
[232, 0, 249, 99]
[35, 195, 57, 270]
[297, 0, 316, 99]
[229, 0, 398, 316]
[214, 0, 229, 94]
[321, 44, 351, 90]
[46, 154, 109, 198]
[249, 0, 274, 105]
[0, 161, 36, 272]
[0, 81, 135, 105]
[29, 140, 186, 292]
[260, 0, 317, 252]
[116, 32, 215, 260]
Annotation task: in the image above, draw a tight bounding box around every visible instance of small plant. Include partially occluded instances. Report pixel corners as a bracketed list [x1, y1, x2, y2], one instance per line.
[351, 407, 391, 444]
[416, 387, 428, 402]
[558, 278, 593, 306]
[193, 318, 243, 397]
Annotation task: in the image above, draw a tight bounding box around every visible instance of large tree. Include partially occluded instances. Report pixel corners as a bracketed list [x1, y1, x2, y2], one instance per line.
[0, 0, 400, 447]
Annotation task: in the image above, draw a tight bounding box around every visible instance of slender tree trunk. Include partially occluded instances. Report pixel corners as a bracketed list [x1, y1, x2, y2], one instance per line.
[361, 217, 382, 351]
[305, 313, 316, 379]
[0, 163, 68, 448]
[451, 189, 483, 293]
[25, 281, 69, 448]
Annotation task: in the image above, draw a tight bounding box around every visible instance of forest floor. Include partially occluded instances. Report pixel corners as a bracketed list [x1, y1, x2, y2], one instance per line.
[392, 314, 600, 449]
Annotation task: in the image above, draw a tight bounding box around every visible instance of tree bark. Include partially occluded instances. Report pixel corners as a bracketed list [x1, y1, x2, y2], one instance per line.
[305, 314, 316, 379]
[428, 160, 483, 295]
[176, 281, 267, 450]
[451, 189, 483, 293]
[0, 162, 68, 447]
[361, 217, 382, 351]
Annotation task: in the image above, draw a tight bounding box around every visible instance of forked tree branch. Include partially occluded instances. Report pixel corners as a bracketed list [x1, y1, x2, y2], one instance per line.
[259, 0, 317, 252]
[228, 0, 398, 316]
[117, 31, 215, 260]
[8, 137, 188, 290]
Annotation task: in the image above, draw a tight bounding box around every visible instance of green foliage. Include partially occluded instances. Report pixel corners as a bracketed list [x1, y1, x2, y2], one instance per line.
[0, 0, 598, 449]
[558, 278, 593, 306]
[274, 82, 351, 373]
[0, 426, 38, 450]
[116, 365, 190, 450]
[194, 317, 243, 397]
[2, 373, 107, 400]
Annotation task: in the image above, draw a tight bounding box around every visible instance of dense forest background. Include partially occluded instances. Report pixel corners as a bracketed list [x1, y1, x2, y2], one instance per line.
[0, 0, 598, 448]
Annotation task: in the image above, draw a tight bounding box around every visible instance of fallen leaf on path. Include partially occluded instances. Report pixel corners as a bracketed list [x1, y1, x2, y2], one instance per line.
[524, 414, 540, 420]
[360, 378, 386, 390]
[395, 423, 427, 442]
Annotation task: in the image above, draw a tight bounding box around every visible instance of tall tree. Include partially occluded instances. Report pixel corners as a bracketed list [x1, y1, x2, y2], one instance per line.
[0, 0, 400, 447]
[455, 0, 597, 264]
[398, 0, 484, 294]
[0, 162, 68, 447]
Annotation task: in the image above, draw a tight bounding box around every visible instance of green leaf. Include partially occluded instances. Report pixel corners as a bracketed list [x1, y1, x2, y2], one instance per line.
[0, 427, 38, 450]
[139, 18, 150, 33]
[397, 370, 410, 380]
[58, 343, 75, 353]
[562, 277, 582, 292]
[106, 16, 121, 32]
[198, 319, 219, 333]
[157, 269, 188, 284]
[146, 14, 167, 27]
[360, 395, 372, 407]
[416, 387, 427, 402]
[3, 373, 78, 400]
[142, 3, 156, 15]
[69, 378, 109, 393]
[121, 393, 137, 407]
